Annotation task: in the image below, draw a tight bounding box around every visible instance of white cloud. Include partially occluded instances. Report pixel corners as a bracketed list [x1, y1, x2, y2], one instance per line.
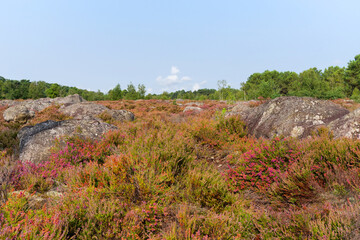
[171, 66, 180, 75]
[167, 75, 178, 82]
[181, 76, 191, 82]
[156, 66, 191, 87]
[192, 81, 207, 91]
[156, 66, 204, 93]
[192, 83, 201, 91]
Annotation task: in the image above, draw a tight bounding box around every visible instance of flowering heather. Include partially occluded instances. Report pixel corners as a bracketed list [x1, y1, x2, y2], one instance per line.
[50, 136, 113, 165]
[227, 137, 304, 191]
[2, 99, 360, 239]
[11, 159, 71, 192]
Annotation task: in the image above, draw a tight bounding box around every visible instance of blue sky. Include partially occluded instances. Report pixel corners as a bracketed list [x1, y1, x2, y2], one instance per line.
[1, 0, 359, 94]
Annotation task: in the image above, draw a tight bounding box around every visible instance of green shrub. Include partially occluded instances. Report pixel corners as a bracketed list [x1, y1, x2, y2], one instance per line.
[0, 127, 19, 155]
[351, 87, 360, 102]
[216, 115, 247, 137]
[182, 163, 234, 212]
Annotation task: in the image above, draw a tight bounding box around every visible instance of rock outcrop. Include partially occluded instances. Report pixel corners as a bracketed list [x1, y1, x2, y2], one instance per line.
[328, 108, 360, 139]
[2, 94, 134, 123]
[0, 100, 20, 107]
[3, 94, 85, 122]
[183, 106, 203, 113]
[6, 94, 135, 163]
[53, 94, 85, 106]
[22, 98, 54, 113]
[225, 101, 253, 117]
[18, 118, 117, 163]
[106, 109, 135, 122]
[3, 105, 35, 122]
[59, 102, 135, 121]
[11, 190, 64, 209]
[185, 102, 203, 107]
[240, 96, 349, 138]
[59, 102, 108, 119]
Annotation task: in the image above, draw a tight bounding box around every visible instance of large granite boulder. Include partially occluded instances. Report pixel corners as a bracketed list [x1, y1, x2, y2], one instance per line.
[59, 102, 135, 121]
[185, 102, 203, 107]
[328, 108, 360, 139]
[3, 105, 35, 122]
[183, 106, 203, 113]
[225, 101, 253, 117]
[53, 94, 85, 106]
[23, 94, 85, 112]
[18, 118, 117, 163]
[106, 109, 135, 122]
[3, 94, 85, 122]
[0, 100, 20, 107]
[59, 102, 108, 119]
[240, 96, 349, 138]
[23, 98, 53, 112]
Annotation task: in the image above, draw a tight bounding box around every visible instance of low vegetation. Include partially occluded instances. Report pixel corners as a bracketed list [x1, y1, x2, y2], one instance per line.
[1, 99, 360, 239]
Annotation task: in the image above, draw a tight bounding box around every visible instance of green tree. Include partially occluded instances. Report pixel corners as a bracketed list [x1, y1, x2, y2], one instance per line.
[159, 91, 170, 100]
[351, 87, 360, 101]
[137, 84, 146, 99]
[344, 54, 360, 96]
[217, 80, 229, 100]
[68, 87, 81, 96]
[124, 82, 138, 100]
[15, 80, 30, 99]
[93, 90, 105, 101]
[260, 70, 281, 97]
[242, 70, 282, 99]
[278, 71, 298, 95]
[108, 84, 122, 100]
[2, 80, 15, 99]
[29, 81, 47, 99]
[45, 83, 61, 98]
[322, 66, 346, 99]
[289, 68, 328, 98]
[257, 79, 279, 99]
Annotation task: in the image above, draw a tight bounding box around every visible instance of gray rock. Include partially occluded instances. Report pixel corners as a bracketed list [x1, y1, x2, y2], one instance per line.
[328, 108, 360, 139]
[183, 106, 203, 113]
[18, 118, 117, 163]
[23, 98, 53, 112]
[46, 191, 63, 198]
[2, 94, 86, 122]
[107, 109, 135, 122]
[3, 105, 35, 122]
[240, 96, 349, 138]
[59, 102, 135, 121]
[11, 190, 31, 198]
[0, 100, 20, 107]
[185, 102, 203, 106]
[10, 191, 46, 209]
[53, 94, 85, 105]
[24, 94, 85, 112]
[225, 101, 252, 117]
[59, 102, 108, 119]
[11, 190, 63, 209]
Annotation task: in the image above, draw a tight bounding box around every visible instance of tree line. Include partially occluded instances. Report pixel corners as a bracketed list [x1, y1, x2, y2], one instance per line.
[242, 54, 360, 100]
[0, 78, 147, 101]
[1, 54, 359, 101]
